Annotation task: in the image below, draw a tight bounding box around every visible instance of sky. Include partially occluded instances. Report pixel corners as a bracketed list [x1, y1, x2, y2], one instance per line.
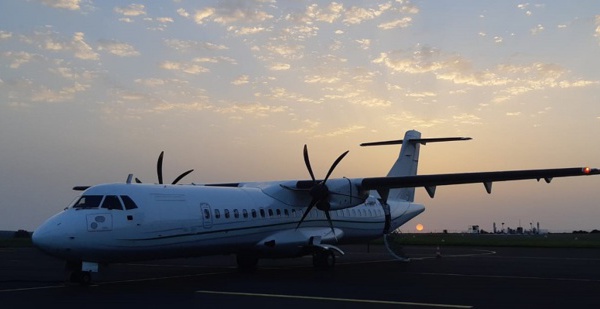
[1, 0, 600, 233]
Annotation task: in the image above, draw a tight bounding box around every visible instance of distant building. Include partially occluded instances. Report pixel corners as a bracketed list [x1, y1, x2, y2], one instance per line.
[468, 225, 480, 234]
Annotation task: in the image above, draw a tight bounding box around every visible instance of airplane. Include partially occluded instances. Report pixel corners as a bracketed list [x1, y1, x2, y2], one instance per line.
[32, 130, 599, 285]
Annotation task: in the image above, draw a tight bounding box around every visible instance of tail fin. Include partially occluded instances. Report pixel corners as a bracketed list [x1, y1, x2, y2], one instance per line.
[361, 130, 471, 202]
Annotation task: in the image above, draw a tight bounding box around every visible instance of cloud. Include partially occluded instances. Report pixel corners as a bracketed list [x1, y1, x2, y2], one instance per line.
[215, 102, 289, 117]
[114, 4, 146, 17]
[315, 125, 365, 138]
[373, 46, 598, 102]
[595, 15, 600, 43]
[71, 32, 99, 60]
[530, 24, 544, 35]
[212, 3, 273, 25]
[453, 113, 482, 125]
[385, 112, 446, 128]
[3, 51, 41, 68]
[305, 2, 344, 23]
[98, 40, 140, 57]
[378, 17, 412, 30]
[355, 39, 371, 50]
[160, 61, 209, 74]
[164, 39, 228, 52]
[286, 119, 320, 134]
[193, 7, 216, 24]
[229, 26, 267, 35]
[30, 82, 89, 103]
[270, 63, 291, 71]
[255, 87, 322, 105]
[231, 75, 249, 85]
[40, 0, 80, 10]
[0, 31, 12, 39]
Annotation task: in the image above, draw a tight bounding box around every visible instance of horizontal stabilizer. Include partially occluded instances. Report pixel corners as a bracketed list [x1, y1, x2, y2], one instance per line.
[360, 137, 471, 147]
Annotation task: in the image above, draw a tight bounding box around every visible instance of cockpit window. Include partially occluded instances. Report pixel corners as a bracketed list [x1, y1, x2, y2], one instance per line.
[72, 195, 103, 209]
[120, 195, 138, 210]
[101, 195, 123, 210]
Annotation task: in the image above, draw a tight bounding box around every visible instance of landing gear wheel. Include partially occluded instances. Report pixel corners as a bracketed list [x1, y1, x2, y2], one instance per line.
[69, 271, 92, 286]
[312, 249, 335, 270]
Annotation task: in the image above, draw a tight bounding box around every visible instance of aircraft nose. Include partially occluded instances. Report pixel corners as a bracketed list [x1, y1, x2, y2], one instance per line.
[32, 215, 69, 255]
[32, 223, 57, 252]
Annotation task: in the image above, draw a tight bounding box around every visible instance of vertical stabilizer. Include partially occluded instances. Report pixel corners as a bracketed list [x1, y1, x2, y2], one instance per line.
[360, 130, 471, 202]
[386, 130, 422, 202]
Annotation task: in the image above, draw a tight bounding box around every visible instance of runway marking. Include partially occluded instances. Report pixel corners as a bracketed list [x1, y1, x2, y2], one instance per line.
[414, 272, 600, 283]
[0, 285, 65, 293]
[196, 290, 473, 308]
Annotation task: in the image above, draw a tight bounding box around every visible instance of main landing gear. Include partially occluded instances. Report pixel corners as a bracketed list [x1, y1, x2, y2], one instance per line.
[312, 249, 336, 269]
[65, 261, 98, 286]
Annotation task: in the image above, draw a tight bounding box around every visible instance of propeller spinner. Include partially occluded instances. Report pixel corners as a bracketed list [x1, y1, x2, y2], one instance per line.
[135, 151, 194, 185]
[296, 145, 349, 238]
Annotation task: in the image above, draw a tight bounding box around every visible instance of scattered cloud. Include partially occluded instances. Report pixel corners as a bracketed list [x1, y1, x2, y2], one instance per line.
[98, 40, 140, 57]
[231, 75, 249, 85]
[40, 0, 81, 11]
[315, 125, 366, 138]
[114, 4, 146, 17]
[0, 30, 13, 39]
[378, 17, 412, 30]
[530, 24, 544, 35]
[160, 61, 210, 74]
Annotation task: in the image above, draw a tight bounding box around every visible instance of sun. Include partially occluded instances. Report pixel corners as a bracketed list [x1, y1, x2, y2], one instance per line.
[416, 223, 424, 231]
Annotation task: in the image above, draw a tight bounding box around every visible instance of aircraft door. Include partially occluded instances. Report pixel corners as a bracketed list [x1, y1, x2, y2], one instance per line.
[200, 203, 213, 229]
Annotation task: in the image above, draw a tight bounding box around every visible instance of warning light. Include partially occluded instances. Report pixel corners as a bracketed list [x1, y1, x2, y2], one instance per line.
[583, 167, 591, 174]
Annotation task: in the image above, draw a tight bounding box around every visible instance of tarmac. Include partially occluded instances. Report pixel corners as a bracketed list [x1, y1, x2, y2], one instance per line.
[1, 244, 600, 308]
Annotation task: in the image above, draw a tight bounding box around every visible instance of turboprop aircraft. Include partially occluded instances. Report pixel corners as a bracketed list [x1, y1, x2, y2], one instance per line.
[32, 130, 599, 285]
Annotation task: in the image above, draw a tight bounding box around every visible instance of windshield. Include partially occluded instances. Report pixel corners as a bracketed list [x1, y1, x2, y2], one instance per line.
[72, 195, 103, 209]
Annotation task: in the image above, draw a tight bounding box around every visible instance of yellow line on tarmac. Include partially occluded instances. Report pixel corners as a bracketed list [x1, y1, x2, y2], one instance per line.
[196, 290, 473, 308]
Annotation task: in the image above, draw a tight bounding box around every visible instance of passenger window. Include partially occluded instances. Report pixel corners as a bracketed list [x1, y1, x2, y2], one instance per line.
[120, 195, 138, 210]
[243, 209, 248, 218]
[276, 209, 281, 217]
[284, 209, 289, 217]
[260, 209, 265, 218]
[268, 209, 273, 217]
[203, 209, 210, 219]
[73, 195, 103, 209]
[101, 195, 123, 210]
[234, 209, 239, 218]
[215, 209, 221, 219]
[224, 209, 230, 219]
[251, 209, 257, 218]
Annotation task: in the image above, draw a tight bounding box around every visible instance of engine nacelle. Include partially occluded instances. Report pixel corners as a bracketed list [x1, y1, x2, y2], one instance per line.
[323, 178, 369, 210]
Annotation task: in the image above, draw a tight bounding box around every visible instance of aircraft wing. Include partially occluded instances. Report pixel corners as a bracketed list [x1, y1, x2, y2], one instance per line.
[359, 167, 599, 198]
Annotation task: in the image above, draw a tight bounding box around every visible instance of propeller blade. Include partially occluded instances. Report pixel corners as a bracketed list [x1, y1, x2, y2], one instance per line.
[324, 210, 337, 240]
[323, 150, 349, 183]
[296, 198, 318, 229]
[172, 169, 194, 185]
[157, 151, 164, 184]
[303, 145, 316, 182]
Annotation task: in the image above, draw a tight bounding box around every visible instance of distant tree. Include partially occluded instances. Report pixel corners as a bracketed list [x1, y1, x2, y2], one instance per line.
[13, 230, 31, 238]
[591, 229, 600, 234]
[572, 230, 589, 234]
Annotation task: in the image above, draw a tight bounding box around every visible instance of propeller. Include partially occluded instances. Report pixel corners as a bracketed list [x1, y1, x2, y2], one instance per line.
[296, 145, 349, 238]
[135, 151, 194, 185]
